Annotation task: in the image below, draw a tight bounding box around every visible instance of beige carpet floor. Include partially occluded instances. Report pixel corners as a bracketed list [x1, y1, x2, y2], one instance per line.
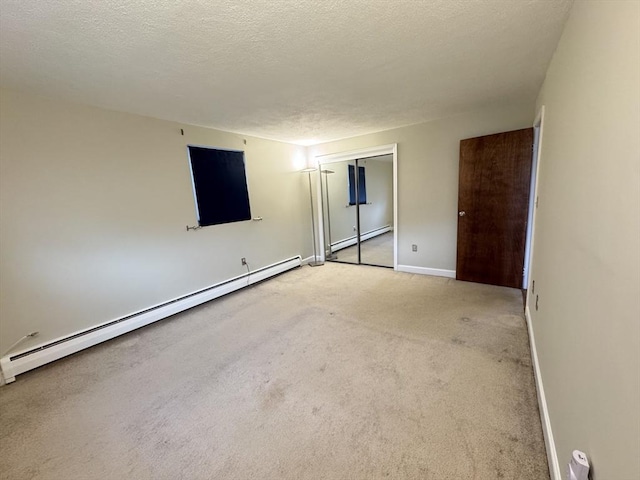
[0, 263, 548, 480]
[331, 231, 394, 267]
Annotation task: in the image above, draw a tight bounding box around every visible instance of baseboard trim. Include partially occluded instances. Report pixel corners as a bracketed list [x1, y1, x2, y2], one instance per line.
[396, 265, 456, 278]
[525, 306, 561, 480]
[0, 256, 302, 384]
[331, 225, 391, 252]
[300, 255, 325, 266]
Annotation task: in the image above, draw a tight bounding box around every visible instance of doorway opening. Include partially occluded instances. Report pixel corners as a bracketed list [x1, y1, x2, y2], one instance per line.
[315, 144, 398, 269]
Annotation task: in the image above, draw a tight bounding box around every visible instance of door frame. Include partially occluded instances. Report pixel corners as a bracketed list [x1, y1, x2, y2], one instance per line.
[314, 144, 398, 269]
[524, 106, 545, 295]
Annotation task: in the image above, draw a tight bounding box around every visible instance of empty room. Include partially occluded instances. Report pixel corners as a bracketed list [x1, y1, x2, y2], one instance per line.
[0, 1, 638, 479]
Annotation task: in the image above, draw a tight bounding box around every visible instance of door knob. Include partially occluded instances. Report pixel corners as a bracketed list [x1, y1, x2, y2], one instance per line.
[458, 211, 466, 217]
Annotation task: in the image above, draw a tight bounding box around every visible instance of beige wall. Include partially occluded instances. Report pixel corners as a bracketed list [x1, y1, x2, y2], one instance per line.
[309, 103, 534, 271]
[0, 89, 312, 354]
[529, 1, 640, 478]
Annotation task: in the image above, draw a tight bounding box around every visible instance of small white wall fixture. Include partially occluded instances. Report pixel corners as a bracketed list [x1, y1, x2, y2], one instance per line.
[314, 144, 398, 269]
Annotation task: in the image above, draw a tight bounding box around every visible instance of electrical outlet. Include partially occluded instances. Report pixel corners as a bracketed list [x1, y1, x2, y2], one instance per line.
[532, 280, 535, 293]
[412, 244, 418, 252]
[241, 258, 247, 266]
[535, 294, 539, 311]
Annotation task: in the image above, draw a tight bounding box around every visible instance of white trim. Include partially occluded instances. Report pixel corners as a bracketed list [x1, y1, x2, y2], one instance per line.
[0, 256, 302, 384]
[186, 145, 202, 223]
[315, 144, 398, 269]
[300, 255, 316, 265]
[392, 144, 398, 270]
[525, 305, 561, 480]
[523, 126, 538, 287]
[396, 265, 456, 278]
[315, 144, 397, 164]
[525, 106, 545, 296]
[331, 225, 391, 252]
[314, 165, 324, 263]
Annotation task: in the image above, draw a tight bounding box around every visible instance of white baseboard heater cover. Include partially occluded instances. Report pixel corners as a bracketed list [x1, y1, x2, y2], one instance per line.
[0, 256, 302, 384]
[331, 225, 391, 252]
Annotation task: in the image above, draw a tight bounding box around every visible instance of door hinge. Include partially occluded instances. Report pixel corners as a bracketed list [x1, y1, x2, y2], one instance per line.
[535, 196, 539, 208]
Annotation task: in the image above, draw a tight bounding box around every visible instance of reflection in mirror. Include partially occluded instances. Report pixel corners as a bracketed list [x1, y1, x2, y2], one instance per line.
[321, 160, 358, 264]
[359, 156, 393, 267]
[320, 155, 393, 268]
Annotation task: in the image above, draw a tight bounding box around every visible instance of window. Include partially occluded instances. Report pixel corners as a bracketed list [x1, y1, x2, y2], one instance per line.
[187, 146, 251, 226]
[348, 164, 367, 205]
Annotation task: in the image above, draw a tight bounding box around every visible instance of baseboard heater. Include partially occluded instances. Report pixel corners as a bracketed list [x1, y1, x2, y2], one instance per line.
[331, 225, 391, 252]
[0, 255, 302, 384]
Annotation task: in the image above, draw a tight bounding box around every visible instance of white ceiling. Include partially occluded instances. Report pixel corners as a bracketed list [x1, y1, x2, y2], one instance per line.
[0, 0, 573, 145]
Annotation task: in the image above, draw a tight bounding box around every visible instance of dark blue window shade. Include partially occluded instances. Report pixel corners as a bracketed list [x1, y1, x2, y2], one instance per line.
[348, 165, 367, 206]
[188, 146, 251, 226]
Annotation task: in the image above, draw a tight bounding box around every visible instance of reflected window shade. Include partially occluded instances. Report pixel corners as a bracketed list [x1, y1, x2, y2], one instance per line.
[348, 165, 367, 205]
[188, 146, 251, 226]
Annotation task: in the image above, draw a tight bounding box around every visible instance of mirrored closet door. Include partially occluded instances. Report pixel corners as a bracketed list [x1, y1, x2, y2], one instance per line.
[320, 154, 394, 268]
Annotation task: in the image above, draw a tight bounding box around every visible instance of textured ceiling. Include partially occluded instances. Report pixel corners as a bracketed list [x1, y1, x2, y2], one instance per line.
[0, 0, 573, 144]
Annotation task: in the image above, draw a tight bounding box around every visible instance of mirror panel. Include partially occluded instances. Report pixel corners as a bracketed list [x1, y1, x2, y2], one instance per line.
[359, 156, 394, 268]
[321, 160, 358, 264]
[320, 154, 394, 268]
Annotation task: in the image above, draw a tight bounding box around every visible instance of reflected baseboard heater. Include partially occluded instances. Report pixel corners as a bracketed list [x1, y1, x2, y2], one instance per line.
[0, 255, 302, 384]
[331, 225, 391, 252]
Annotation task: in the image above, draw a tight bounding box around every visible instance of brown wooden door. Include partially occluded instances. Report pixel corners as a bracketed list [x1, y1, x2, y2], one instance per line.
[456, 128, 533, 288]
